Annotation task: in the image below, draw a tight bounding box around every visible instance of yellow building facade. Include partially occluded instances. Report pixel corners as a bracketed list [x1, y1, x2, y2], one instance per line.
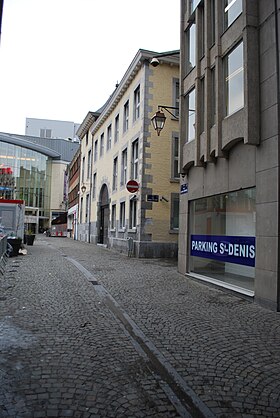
[78, 49, 179, 257]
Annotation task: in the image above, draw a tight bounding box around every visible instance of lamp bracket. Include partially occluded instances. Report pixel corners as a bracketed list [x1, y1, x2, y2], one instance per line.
[158, 105, 179, 120]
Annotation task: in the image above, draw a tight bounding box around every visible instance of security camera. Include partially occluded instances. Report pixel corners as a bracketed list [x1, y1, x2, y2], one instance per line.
[150, 57, 160, 67]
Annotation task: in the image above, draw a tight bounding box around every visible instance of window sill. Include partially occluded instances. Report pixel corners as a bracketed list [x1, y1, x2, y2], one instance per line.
[169, 229, 179, 234]
[128, 228, 137, 233]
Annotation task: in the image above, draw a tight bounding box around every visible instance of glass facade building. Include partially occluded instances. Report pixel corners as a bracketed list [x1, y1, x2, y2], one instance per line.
[0, 141, 52, 228]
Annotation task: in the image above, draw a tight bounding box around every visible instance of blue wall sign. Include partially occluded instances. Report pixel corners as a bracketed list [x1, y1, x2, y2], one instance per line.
[190, 235, 255, 267]
[181, 183, 188, 194]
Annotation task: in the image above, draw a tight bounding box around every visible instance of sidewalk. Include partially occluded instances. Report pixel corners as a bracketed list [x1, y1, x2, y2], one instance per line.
[0, 235, 279, 418]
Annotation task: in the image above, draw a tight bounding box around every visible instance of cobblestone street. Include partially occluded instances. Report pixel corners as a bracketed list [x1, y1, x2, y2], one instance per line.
[0, 236, 279, 418]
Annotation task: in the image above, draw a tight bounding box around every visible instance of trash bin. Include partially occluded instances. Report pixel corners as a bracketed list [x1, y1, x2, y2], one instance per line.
[7, 237, 22, 257]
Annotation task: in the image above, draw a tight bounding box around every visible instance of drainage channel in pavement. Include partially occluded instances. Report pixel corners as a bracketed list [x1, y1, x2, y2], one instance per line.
[64, 254, 215, 418]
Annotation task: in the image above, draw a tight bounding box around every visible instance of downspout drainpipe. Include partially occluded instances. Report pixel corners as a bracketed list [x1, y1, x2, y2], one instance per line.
[274, 0, 280, 311]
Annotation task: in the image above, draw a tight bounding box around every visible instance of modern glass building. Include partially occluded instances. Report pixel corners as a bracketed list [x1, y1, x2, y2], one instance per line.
[0, 132, 79, 232]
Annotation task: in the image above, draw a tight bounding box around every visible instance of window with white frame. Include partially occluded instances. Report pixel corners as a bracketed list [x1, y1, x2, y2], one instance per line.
[131, 139, 139, 179]
[113, 156, 118, 191]
[129, 199, 137, 229]
[123, 100, 129, 132]
[100, 133, 104, 157]
[224, 0, 242, 30]
[224, 42, 244, 116]
[87, 149, 92, 179]
[172, 134, 180, 179]
[173, 79, 180, 118]
[186, 88, 196, 142]
[94, 140, 98, 162]
[82, 156, 85, 182]
[134, 85, 140, 121]
[107, 124, 112, 150]
[120, 202, 125, 229]
[185, 23, 196, 74]
[170, 193, 179, 230]
[92, 172, 96, 199]
[114, 114, 119, 143]
[111, 204, 116, 229]
[121, 148, 128, 186]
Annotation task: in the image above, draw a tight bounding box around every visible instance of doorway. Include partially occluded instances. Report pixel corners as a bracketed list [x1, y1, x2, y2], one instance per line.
[98, 184, 109, 245]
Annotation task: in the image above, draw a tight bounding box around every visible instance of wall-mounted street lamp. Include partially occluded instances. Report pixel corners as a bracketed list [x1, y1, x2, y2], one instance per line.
[81, 185, 86, 194]
[151, 105, 179, 136]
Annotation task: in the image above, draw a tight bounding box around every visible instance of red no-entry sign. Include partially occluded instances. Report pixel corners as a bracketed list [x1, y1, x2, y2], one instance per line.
[126, 180, 139, 193]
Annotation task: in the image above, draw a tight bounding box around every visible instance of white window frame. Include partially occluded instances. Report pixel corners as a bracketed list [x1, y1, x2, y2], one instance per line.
[131, 139, 139, 179]
[107, 124, 112, 150]
[224, 42, 244, 117]
[129, 199, 137, 229]
[134, 86, 140, 121]
[123, 101, 129, 132]
[121, 148, 128, 186]
[113, 156, 118, 191]
[120, 201, 126, 229]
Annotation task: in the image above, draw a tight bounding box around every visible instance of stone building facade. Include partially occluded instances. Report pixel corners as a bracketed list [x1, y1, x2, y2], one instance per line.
[78, 49, 180, 258]
[179, 0, 280, 310]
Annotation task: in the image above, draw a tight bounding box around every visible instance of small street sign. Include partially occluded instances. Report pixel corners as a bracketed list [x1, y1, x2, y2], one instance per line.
[126, 180, 139, 193]
[147, 194, 159, 202]
[181, 183, 188, 194]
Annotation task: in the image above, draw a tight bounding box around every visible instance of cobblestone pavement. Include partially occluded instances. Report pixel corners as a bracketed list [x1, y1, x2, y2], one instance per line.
[0, 236, 279, 418]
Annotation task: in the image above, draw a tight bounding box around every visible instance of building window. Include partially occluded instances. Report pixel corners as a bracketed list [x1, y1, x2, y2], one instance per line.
[189, 188, 256, 292]
[173, 79, 180, 118]
[123, 100, 129, 132]
[85, 131, 89, 146]
[81, 156, 85, 183]
[186, 88, 196, 142]
[210, 0, 216, 46]
[224, 42, 244, 116]
[114, 114, 119, 143]
[129, 199, 137, 229]
[85, 194, 89, 222]
[107, 124, 112, 150]
[113, 157, 118, 191]
[111, 204, 116, 229]
[121, 148, 128, 186]
[92, 173, 96, 199]
[133, 85, 140, 121]
[224, 0, 242, 30]
[199, 5, 205, 59]
[190, 0, 201, 13]
[199, 77, 205, 134]
[87, 150, 92, 179]
[170, 193, 179, 230]
[40, 129, 52, 138]
[120, 202, 125, 229]
[94, 140, 98, 162]
[131, 139, 139, 179]
[185, 23, 196, 74]
[172, 134, 180, 179]
[100, 133, 104, 157]
[211, 67, 216, 126]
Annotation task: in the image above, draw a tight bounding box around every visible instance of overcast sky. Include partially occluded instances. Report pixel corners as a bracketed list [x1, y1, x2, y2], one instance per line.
[0, 0, 180, 135]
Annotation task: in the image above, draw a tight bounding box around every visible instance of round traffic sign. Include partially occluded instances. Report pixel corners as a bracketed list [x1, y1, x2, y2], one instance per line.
[126, 180, 139, 193]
